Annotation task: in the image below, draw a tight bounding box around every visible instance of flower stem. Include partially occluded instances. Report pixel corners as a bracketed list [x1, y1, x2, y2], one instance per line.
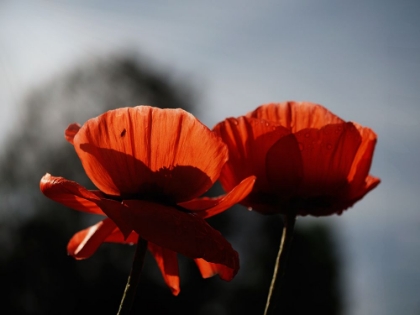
[117, 235, 148, 315]
[263, 214, 296, 315]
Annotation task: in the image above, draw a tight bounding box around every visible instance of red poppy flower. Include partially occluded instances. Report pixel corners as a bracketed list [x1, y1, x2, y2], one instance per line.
[40, 106, 255, 295]
[213, 101, 380, 216]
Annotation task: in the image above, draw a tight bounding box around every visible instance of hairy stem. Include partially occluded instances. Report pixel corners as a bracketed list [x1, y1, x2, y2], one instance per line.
[263, 214, 296, 315]
[117, 235, 148, 315]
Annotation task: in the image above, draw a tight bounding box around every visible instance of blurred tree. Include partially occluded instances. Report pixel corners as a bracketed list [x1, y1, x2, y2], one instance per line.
[0, 55, 201, 314]
[0, 55, 342, 315]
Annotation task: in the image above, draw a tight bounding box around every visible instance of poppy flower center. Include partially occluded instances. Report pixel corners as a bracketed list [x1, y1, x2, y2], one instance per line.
[102, 189, 192, 214]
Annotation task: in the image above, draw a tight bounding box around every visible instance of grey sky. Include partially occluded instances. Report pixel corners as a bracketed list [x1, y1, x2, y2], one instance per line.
[1, 1, 420, 314]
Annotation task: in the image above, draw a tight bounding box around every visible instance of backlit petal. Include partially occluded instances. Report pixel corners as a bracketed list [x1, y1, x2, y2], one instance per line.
[105, 229, 138, 244]
[213, 116, 290, 195]
[247, 101, 344, 132]
[40, 174, 132, 237]
[294, 123, 362, 196]
[73, 106, 227, 201]
[65, 123, 81, 145]
[96, 199, 133, 239]
[148, 243, 180, 296]
[179, 176, 256, 218]
[217, 101, 381, 216]
[124, 199, 239, 272]
[347, 174, 381, 206]
[194, 258, 236, 281]
[347, 123, 378, 193]
[342, 124, 381, 203]
[40, 173, 104, 215]
[67, 218, 116, 259]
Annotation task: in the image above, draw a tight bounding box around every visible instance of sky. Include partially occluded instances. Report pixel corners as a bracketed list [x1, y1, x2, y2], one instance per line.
[1, 1, 420, 314]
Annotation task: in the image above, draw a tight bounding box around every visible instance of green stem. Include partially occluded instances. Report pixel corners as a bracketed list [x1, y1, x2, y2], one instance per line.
[117, 235, 148, 315]
[263, 214, 296, 315]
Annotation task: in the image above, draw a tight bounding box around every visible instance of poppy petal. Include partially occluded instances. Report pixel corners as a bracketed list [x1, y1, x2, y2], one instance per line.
[194, 258, 236, 281]
[104, 229, 138, 244]
[73, 106, 227, 202]
[265, 133, 303, 196]
[213, 117, 290, 194]
[103, 231, 181, 295]
[123, 199, 239, 272]
[247, 101, 344, 132]
[40, 173, 104, 215]
[65, 123, 81, 145]
[96, 199, 133, 239]
[67, 218, 116, 259]
[148, 243, 180, 296]
[179, 176, 256, 218]
[346, 124, 381, 203]
[294, 122, 362, 196]
[348, 123, 377, 185]
[40, 174, 133, 237]
[347, 175, 381, 206]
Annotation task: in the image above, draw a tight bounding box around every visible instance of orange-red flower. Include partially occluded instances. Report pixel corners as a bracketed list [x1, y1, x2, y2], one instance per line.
[40, 106, 255, 295]
[213, 101, 380, 216]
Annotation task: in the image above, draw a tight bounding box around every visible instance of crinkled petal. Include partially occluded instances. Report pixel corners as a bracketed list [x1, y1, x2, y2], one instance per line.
[67, 218, 116, 259]
[40, 173, 104, 215]
[247, 101, 344, 132]
[148, 243, 180, 296]
[40, 173, 133, 237]
[194, 258, 236, 281]
[123, 199, 239, 273]
[73, 106, 227, 202]
[179, 176, 256, 218]
[213, 116, 290, 194]
[65, 123, 81, 145]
